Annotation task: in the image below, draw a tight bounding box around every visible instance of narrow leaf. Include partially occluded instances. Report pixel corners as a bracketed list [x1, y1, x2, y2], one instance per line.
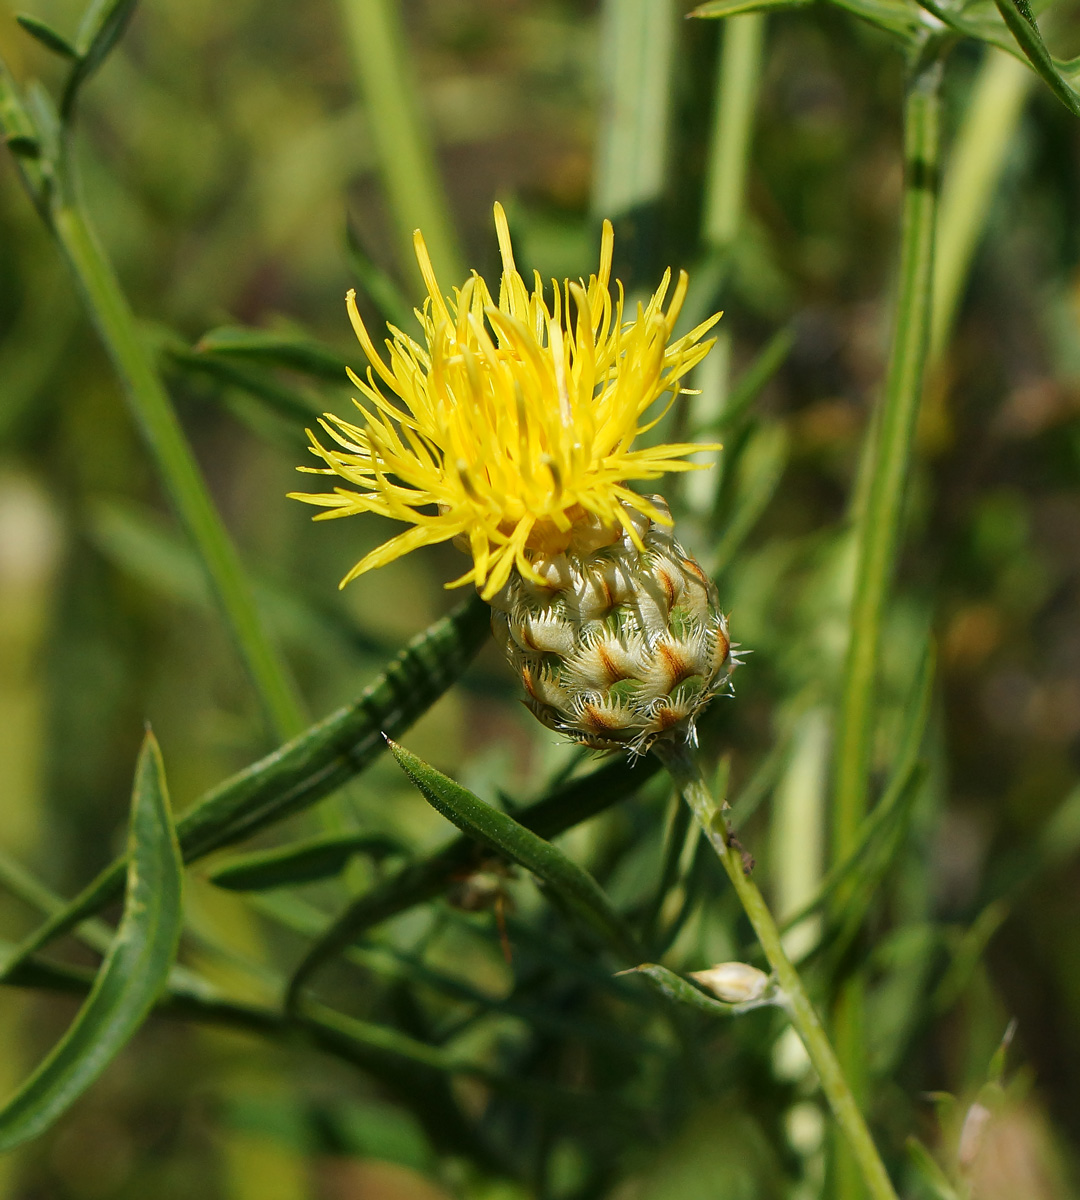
[15, 14, 78, 59]
[193, 326, 350, 382]
[274, 755, 658, 990]
[905, 1137, 960, 1200]
[384, 740, 639, 961]
[0, 596, 490, 979]
[208, 833, 406, 891]
[691, 0, 807, 17]
[618, 963, 752, 1017]
[0, 732, 182, 1151]
[62, 0, 138, 116]
[990, 0, 1080, 116]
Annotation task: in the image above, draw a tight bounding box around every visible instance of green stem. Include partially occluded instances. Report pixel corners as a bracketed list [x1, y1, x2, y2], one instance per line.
[687, 13, 765, 517]
[50, 200, 306, 743]
[830, 46, 943, 1199]
[658, 744, 899, 1200]
[340, 0, 464, 289]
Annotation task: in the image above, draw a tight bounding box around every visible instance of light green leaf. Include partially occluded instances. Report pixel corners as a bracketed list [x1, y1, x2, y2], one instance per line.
[208, 832, 406, 891]
[384, 740, 638, 961]
[690, 0, 808, 19]
[0, 732, 182, 1151]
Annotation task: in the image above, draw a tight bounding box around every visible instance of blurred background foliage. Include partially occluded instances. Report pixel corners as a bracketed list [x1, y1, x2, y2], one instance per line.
[2, 0, 1080, 1196]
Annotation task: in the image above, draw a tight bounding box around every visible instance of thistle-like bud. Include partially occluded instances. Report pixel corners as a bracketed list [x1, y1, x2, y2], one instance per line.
[490, 497, 734, 755]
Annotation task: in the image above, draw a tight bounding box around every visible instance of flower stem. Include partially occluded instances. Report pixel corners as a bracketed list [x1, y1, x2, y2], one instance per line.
[830, 44, 944, 1198]
[658, 742, 899, 1200]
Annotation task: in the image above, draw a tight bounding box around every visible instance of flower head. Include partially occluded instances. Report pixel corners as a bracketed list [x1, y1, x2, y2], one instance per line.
[291, 203, 721, 601]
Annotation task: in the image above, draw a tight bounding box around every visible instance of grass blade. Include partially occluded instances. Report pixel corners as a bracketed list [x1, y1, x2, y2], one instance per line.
[0, 732, 182, 1151]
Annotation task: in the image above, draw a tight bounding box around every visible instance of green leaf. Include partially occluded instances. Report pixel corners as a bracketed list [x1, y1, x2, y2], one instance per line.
[193, 326, 350, 382]
[384, 740, 639, 959]
[169, 347, 323, 423]
[0, 732, 182, 1151]
[0, 596, 490, 979]
[617, 963, 763, 1017]
[62, 0, 138, 117]
[989, 0, 1080, 116]
[273, 755, 659, 996]
[208, 833, 406, 891]
[905, 1137, 959, 1200]
[690, 0, 808, 17]
[4, 133, 40, 158]
[15, 14, 78, 59]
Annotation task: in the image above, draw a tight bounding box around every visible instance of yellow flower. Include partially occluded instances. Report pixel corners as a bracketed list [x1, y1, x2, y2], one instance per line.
[290, 203, 722, 601]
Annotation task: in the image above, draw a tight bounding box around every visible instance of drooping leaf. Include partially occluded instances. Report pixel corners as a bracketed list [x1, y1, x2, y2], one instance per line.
[0, 732, 182, 1151]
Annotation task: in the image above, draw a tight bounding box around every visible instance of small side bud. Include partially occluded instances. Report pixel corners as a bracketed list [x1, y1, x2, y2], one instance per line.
[691, 962, 770, 1005]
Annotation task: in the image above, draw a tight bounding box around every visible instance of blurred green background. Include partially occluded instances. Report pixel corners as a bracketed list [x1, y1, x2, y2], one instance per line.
[3, 0, 1080, 1196]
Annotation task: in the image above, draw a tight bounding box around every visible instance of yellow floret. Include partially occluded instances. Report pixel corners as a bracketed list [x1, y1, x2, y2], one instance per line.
[290, 203, 721, 601]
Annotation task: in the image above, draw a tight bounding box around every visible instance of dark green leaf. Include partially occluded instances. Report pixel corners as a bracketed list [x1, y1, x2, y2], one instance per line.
[193, 326, 350, 382]
[0, 596, 490, 979]
[0, 732, 182, 1151]
[208, 833, 406, 891]
[385, 740, 638, 958]
[270, 755, 658, 997]
[62, 0, 137, 117]
[169, 347, 323, 423]
[15, 14, 77, 58]
[4, 133, 40, 158]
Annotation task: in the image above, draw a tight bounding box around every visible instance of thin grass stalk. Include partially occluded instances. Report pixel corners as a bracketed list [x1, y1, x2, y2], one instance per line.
[687, 13, 765, 517]
[47, 172, 306, 744]
[930, 48, 1031, 359]
[830, 46, 944, 1200]
[658, 743, 900, 1200]
[340, 0, 464, 289]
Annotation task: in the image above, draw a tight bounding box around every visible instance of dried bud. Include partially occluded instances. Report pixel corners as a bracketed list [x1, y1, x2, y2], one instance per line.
[690, 962, 771, 1005]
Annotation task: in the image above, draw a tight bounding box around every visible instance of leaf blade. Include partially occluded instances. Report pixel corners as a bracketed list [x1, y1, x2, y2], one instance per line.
[0, 732, 183, 1151]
